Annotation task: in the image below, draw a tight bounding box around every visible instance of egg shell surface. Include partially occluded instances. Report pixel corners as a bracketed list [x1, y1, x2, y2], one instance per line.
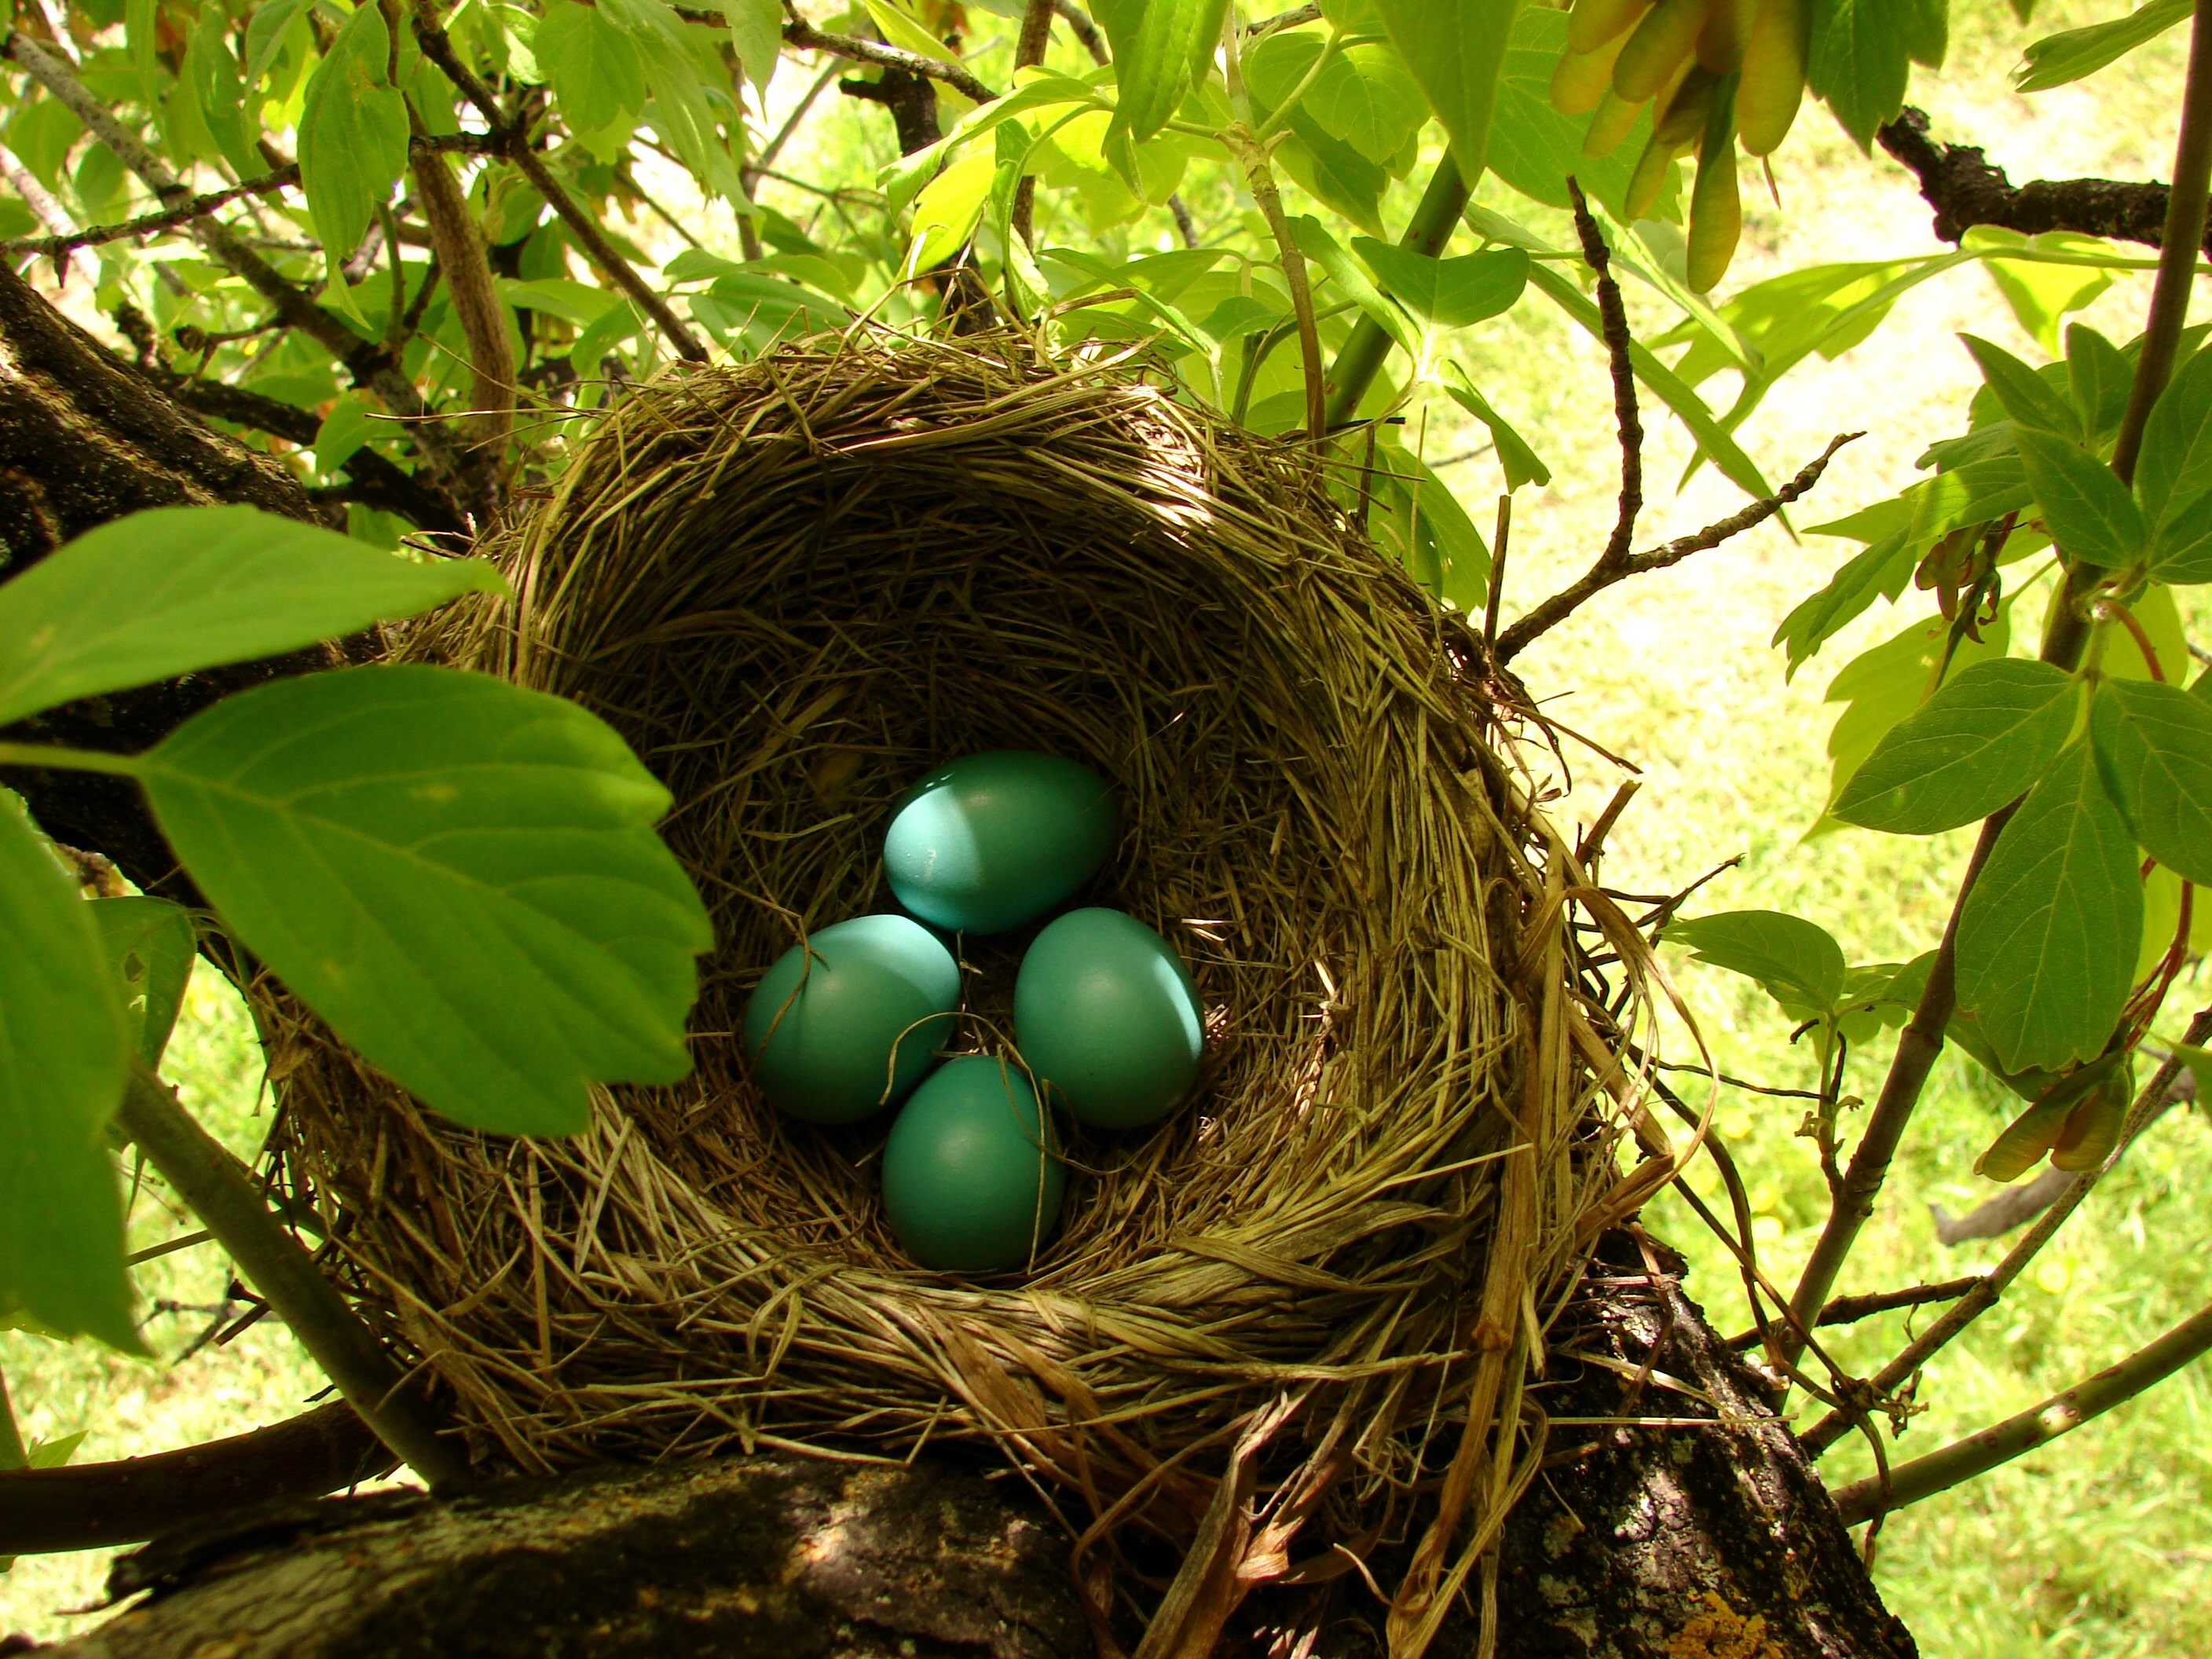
[881, 1056, 1066, 1273]
[741, 914, 960, 1125]
[883, 751, 1115, 935]
[1013, 907, 1203, 1130]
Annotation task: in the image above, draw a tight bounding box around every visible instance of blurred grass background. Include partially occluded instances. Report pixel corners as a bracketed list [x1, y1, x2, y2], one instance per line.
[7, 1, 2210, 1650]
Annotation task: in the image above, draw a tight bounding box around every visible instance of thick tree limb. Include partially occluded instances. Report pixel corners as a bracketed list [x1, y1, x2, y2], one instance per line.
[784, 16, 998, 104]
[0, 1404, 392, 1555]
[1877, 105, 2210, 254]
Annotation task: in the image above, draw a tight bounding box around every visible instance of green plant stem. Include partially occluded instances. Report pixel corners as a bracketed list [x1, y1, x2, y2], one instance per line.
[1320, 157, 1469, 430]
[1801, 999, 2212, 1454]
[0, 1364, 25, 1470]
[0, 742, 144, 777]
[112, 1068, 470, 1491]
[1785, 2, 2212, 1363]
[1828, 1297, 2212, 1526]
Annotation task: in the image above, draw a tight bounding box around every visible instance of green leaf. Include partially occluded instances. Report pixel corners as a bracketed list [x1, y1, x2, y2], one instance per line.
[2136, 339, 2212, 559]
[1807, 0, 1947, 150]
[1441, 364, 1551, 489]
[1096, 0, 1230, 141]
[89, 897, 196, 1071]
[137, 667, 713, 1137]
[1773, 526, 1918, 676]
[185, 9, 261, 181]
[2170, 1039, 2212, 1105]
[297, 4, 408, 292]
[1664, 909, 1848, 1016]
[1815, 608, 2013, 831]
[2090, 677, 2212, 886]
[313, 397, 379, 477]
[1834, 657, 2081, 834]
[244, 0, 313, 89]
[1972, 227, 2115, 357]
[1961, 334, 2081, 438]
[0, 506, 507, 727]
[1291, 215, 1415, 357]
[1353, 241, 1528, 328]
[720, 0, 782, 92]
[1955, 741, 2142, 1074]
[2066, 323, 2133, 441]
[902, 147, 998, 277]
[1483, 5, 1646, 219]
[1275, 112, 1389, 239]
[1369, 0, 1520, 181]
[2016, 426, 2147, 567]
[0, 801, 136, 1352]
[2016, 0, 2192, 91]
[1305, 41, 1426, 163]
[536, 0, 648, 139]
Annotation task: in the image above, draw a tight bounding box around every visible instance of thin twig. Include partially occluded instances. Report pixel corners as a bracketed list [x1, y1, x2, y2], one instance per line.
[1830, 1297, 2212, 1526]
[1815, 1276, 1983, 1329]
[112, 1069, 469, 1490]
[780, 16, 998, 104]
[409, 2, 709, 363]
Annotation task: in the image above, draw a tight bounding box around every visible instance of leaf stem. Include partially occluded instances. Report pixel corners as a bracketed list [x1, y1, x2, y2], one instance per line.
[112, 1068, 470, 1492]
[0, 742, 143, 778]
[1785, 0, 2212, 1362]
[0, 1364, 26, 1471]
[1829, 1295, 2212, 1526]
[1321, 157, 1469, 430]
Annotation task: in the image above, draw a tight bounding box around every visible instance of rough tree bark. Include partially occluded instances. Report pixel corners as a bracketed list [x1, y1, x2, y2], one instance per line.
[0, 267, 1915, 1659]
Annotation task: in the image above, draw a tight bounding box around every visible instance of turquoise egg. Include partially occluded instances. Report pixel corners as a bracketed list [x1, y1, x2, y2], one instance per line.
[883, 751, 1116, 935]
[881, 1056, 1066, 1273]
[741, 914, 960, 1125]
[1013, 908, 1203, 1130]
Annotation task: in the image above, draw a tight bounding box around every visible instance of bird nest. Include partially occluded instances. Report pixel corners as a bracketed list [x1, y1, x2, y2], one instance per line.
[263, 329, 1674, 1648]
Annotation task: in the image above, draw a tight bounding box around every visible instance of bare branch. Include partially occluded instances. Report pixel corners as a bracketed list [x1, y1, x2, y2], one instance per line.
[410, 2, 711, 364]
[1053, 0, 1109, 62]
[782, 16, 999, 104]
[1879, 105, 2207, 255]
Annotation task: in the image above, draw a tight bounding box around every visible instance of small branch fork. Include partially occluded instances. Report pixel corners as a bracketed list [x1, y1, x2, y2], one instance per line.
[1492, 184, 1854, 663]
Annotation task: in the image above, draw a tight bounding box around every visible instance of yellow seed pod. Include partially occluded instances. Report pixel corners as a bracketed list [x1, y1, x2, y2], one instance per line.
[1624, 132, 1682, 220]
[1581, 87, 1647, 157]
[1694, 0, 1757, 74]
[1551, 29, 1635, 116]
[1654, 65, 1719, 148]
[1613, 0, 1713, 104]
[1686, 79, 1741, 291]
[1568, 0, 1659, 55]
[1737, 0, 1808, 155]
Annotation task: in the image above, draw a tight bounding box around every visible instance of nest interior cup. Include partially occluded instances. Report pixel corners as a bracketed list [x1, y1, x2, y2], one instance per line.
[269, 334, 1631, 1608]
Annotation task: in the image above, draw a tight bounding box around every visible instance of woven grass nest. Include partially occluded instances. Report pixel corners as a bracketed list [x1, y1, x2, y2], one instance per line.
[266, 329, 1671, 1648]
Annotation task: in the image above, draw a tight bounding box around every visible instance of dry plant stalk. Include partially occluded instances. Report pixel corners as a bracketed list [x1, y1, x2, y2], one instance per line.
[262, 328, 1677, 1656]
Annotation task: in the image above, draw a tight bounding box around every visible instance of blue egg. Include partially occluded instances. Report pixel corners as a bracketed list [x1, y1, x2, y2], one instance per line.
[881, 1056, 1066, 1273]
[1013, 908, 1203, 1130]
[741, 914, 960, 1124]
[884, 751, 1115, 935]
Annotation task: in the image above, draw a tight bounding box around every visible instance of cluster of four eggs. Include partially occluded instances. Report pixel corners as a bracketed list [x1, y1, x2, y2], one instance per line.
[740, 753, 1205, 1273]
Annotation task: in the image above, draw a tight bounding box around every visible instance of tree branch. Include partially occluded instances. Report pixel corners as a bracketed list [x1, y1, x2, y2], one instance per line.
[408, 2, 709, 364]
[1877, 105, 2208, 255]
[780, 16, 998, 104]
[1830, 1298, 2212, 1526]
[0, 1402, 393, 1555]
[112, 1069, 470, 1492]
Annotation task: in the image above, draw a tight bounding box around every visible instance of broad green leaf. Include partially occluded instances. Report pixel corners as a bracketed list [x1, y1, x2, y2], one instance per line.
[1370, 0, 1519, 180]
[89, 897, 196, 1071]
[1948, 1005, 2063, 1101]
[903, 148, 998, 278]
[244, 0, 313, 88]
[1955, 741, 2142, 1074]
[1276, 112, 1390, 239]
[1244, 25, 1327, 112]
[1807, 0, 1948, 149]
[1305, 41, 1426, 163]
[1664, 910, 1848, 1016]
[2016, 0, 2192, 91]
[2100, 581, 2190, 683]
[536, 0, 648, 139]
[1372, 440, 1489, 610]
[185, 10, 260, 181]
[1773, 526, 1918, 676]
[1096, 0, 1230, 141]
[1291, 215, 1415, 357]
[313, 398, 379, 477]
[2137, 342, 2212, 576]
[2016, 426, 2146, 567]
[2066, 324, 2133, 441]
[622, 3, 745, 197]
[1972, 227, 2115, 356]
[1816, 608, 2012, 831]
[0, 802, 136, 1352]
[297, 4, 408, 296]
[720, 0, 782, 92]
[1834, 657, 2080, 834]
[1523, 260, 1774, 500]
[1441, 365, 1551, 489]
[1353, 241, 1527, 328]
[0, 506, 507, 727]
[2091, 677, 2212, 886]
[1962, 334, 2081, 438]
[137, 667, 712, 1137]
